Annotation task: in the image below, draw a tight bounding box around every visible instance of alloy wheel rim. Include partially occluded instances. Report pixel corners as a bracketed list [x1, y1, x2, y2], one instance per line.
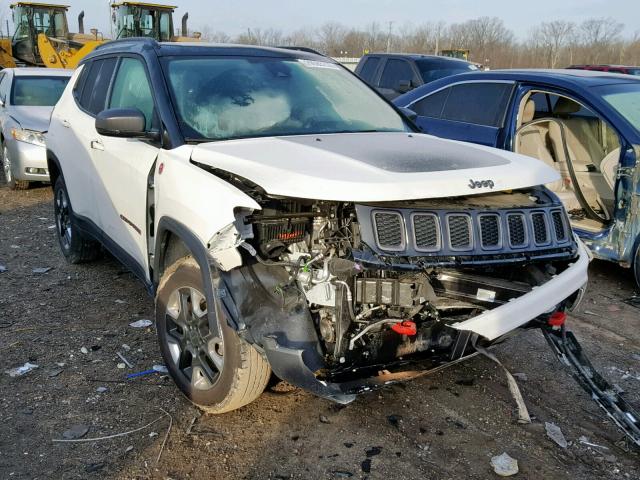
[165, 286, 224, 390]
[55, 188, 72, 249]
[3, 147, 11, 183]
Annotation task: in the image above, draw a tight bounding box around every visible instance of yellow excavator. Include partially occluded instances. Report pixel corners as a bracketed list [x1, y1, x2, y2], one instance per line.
[0, 2, 199, 70]
[0, 2, 104, 69]
[111, 2, 200, 42]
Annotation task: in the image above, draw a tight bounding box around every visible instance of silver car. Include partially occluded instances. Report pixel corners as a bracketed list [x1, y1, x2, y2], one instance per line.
[0, 68, 72, 190]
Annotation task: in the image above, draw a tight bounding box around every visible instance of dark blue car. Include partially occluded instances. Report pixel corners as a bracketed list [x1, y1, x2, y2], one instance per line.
[394, 69, 640, 287]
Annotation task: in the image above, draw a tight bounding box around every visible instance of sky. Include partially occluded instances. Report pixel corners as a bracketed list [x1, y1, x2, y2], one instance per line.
[0, 0, 637, 40]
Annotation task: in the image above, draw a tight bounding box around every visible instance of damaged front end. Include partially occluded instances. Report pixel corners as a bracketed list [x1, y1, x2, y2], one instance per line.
[207, 182, 589, 403]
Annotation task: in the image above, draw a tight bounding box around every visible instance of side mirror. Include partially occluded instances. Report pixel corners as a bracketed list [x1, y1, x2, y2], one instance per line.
[397, 79, 413, 94]
[95, 108, 146, 138]
[398, 107, 418, 122]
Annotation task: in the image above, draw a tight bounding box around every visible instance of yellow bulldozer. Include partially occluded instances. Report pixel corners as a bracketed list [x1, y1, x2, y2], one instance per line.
[0, 2, 104, 69]
[111, 2, 200, 41]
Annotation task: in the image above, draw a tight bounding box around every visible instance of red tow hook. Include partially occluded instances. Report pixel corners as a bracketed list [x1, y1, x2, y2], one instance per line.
[548, 311, 567, 328]
[391, 321, 417, 336]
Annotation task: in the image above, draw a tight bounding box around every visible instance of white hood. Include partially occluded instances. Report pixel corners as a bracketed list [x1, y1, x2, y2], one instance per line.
[191, 132, 560, 202]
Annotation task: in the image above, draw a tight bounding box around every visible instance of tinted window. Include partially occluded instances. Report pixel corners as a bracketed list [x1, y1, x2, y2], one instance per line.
[440, 83, 513, 127]
[416, 60, 478, 83]
[11, 76, 69, 106]
[73, 64, 89, 101]
[379, 59, 417, 89]
[411, 88, 450, 117]
[109, 57, 155, 130]
[79, 57, 117, 115]
[359, 57, 380, 84]
[529, 92, 550, 116]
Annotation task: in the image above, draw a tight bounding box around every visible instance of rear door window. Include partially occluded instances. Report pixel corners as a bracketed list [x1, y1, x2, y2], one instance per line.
[440, 83, 513, 127]
[411, 88, 450, 118]
[358, 57, 380, 84]
[78, 57, 118, 115]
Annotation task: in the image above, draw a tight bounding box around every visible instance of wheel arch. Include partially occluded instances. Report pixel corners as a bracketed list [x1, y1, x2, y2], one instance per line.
[46, 149, 62, 192]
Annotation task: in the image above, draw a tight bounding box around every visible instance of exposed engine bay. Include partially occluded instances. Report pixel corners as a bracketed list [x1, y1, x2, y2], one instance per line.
[206, 174, 581, 387]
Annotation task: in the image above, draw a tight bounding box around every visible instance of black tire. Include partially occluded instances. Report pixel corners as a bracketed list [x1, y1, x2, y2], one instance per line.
[53, 176, 101, 263]
[156, 256, 271, 414]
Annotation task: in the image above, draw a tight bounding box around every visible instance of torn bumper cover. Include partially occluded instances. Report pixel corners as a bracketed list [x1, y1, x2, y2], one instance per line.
[245, 241, 590, 404]
[452, 239, 590, 341]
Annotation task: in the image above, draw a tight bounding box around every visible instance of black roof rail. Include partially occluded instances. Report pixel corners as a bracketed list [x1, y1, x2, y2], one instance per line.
[94, 37, 159, 51]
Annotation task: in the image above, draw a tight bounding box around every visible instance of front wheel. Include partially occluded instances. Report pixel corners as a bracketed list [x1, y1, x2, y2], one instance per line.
[156, 257, 271, 413]
[2, 144, 28, 190]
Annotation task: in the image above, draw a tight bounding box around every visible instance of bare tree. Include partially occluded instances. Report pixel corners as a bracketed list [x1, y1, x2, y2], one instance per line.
[580, 17, 623, 63]
[531, 21, 575, 67]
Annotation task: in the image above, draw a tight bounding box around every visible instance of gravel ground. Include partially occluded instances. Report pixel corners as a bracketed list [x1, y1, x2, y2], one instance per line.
[1, 182, 639, 480]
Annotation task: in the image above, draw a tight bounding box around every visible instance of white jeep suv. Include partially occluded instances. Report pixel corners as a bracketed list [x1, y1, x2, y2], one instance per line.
[47, 39, 589, 413]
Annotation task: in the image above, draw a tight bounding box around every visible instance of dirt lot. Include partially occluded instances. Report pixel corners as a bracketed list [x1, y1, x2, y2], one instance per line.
[1, 182, 639, 480]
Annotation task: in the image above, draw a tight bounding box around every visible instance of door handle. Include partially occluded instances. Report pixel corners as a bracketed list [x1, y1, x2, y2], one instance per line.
[90, 140, 104, 151]
[61, 119, 71, 128]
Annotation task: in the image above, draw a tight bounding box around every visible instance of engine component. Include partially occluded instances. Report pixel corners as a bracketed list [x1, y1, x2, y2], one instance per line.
[355, 278, 417, 307]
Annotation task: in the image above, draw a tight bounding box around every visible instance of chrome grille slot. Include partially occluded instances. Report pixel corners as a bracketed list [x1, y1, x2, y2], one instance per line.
[373, 211, 405, 251]
[479, 214, 500, 249]
[412, 213, 440, 251]
[552, 210, 568, 242]
[507, 213, 527, 247]
[531, 212, 549, 245]
[447, 214, 472, 250]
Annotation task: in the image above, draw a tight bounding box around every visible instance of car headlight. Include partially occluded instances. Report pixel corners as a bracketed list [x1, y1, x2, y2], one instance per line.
[11, 128, 46, 147]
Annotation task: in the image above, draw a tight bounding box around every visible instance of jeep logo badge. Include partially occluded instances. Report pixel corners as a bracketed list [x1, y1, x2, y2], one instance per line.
[468, 179, 495, 189]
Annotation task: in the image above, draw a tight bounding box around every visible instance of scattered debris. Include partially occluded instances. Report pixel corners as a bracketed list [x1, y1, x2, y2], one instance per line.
[84, 463, 105, 473]
[583, 310, 601, 317]
[387, 414, 403, 429]
[96, 387, 108, 394]
[578, 435, 608, 450]
[80, 347, 89, 354]
[156, 407, 173, 464]
[47, 367, 64, 378]
[319, 415, 330, 424]
[545, 422, 568, 448]
[6, 362, 38, 377]
[0, 265, 6, 273]
[361, 459, 371, 473]
[625, 295, 640, 309]
[117, 352, 134, 368]
[149, 431, 158, 438]
[153, 364, 168, 373]
[122, 344, 131, 351]
[125, 445, 134, 453]
[52, 409, 169, 444]
[490, 452, 519, 477]
[332, 472, 353, 478]
[115, 299, 126, 304]
[32, 267, 52, 274]
[129, 319, 153, 328]
[62, 425, 89, 440]
[512, 372, 528, 381]
[475, 345, 531, 424]
[366, 446, 382, 457]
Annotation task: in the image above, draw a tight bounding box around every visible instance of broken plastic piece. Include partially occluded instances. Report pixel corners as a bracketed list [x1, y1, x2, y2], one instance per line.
[548, 311, 567, 327]
[391, 321, 417, 336]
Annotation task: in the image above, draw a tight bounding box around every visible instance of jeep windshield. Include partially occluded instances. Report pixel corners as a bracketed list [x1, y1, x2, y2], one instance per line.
[162, 56, 409, 142]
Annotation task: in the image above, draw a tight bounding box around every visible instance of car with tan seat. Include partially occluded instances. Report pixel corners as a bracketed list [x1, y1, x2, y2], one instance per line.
[394, 69, 640, 288]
